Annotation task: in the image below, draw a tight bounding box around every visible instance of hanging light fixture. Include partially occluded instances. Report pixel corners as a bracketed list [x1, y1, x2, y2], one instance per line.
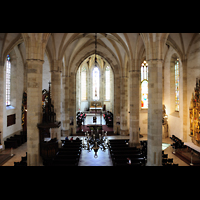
[94, 33, 98, 68]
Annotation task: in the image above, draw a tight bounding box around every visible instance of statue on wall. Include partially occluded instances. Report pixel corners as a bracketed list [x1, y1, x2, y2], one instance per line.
[162, 104, 168, 138]
[162, 104, 168, 125]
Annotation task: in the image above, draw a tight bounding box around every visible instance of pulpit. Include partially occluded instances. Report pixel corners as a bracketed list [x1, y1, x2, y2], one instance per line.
[37, 82, 61, 160]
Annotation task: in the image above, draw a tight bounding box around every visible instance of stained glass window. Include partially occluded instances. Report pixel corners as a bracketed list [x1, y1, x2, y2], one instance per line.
[141, 60, 148, 109]
[6, 55, 11, 106]
[105, 66, 110, 100]
[175, 59, 179, 111]
[81, 66, 87, 100]
[93, 67, 99, 100]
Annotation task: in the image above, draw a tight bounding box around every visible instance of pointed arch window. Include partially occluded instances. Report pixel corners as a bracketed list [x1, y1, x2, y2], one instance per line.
[141, 60, 148, 109]
[93, 67, 99, 100]
[105, 66, 110, 100]
[6, 55, 11, 106]
[81, 65, 87, 100]
[175, 59, 179, 111]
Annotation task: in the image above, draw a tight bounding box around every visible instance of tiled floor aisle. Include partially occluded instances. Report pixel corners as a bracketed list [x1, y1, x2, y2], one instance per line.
[1, 134, 189, 166]
[78, 148, 112, 166]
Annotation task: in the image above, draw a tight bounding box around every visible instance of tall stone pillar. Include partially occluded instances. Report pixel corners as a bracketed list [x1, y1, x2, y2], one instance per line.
[51, 62, 62, 147]
[113, 72, 120, 134]
[61, 75, 70, 136]
[26, 59, 44, 166]
[69, 72, 76, 135]
[147, 59, 163, 166]
[120, 76, 128, 135]
[129, 70, 140, 147]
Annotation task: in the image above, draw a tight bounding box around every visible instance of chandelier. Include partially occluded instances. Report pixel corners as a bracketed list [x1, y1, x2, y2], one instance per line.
[82, 130, 108, 158]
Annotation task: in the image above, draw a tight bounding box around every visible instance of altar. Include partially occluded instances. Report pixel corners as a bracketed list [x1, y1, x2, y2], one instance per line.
[90, 107, 102, 112]
[90, 101, 102, 111]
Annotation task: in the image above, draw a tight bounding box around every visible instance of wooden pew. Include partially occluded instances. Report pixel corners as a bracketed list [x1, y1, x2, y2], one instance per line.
[108, 139, 146, 166]
[109, 139, 129, 143]
[52, 157, 79, 166]
[44, 137, 82, 166]
[114, 162, 142, 166]
[110, 149, 140, 156]
[113, 157, 145, 166]
[14, 152, 27, 166]
[4, 140, 18, 148]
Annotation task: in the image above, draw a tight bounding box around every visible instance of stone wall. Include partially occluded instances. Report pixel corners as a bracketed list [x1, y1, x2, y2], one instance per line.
[3, 46, 24, 143]
[163, 35, 200, 142]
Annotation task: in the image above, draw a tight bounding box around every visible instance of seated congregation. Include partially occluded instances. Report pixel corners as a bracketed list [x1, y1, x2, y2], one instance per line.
[103, 111, 113, 127]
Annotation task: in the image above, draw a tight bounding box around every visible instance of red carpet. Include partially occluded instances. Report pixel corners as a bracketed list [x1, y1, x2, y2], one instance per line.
[76, 125, 115, 136]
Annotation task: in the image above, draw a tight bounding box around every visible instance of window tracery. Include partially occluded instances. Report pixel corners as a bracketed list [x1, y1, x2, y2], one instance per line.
[141, 60, 148, 109]
[6, 55, 11, 106]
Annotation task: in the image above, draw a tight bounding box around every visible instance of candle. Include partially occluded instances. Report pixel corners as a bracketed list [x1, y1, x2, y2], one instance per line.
[95, 142, 97, 148]
[99, 134, 101, 140]
[93, 134, 95, 140]
[102, 130, 104, 135]
[85, 132, 86, 137]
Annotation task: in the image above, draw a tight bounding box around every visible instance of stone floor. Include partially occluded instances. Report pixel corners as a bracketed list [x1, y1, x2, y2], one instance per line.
[1, 134, 189, 166]
[1, 142, 28, 166]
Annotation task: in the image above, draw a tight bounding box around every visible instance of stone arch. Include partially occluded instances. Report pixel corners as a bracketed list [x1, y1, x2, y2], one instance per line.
[71, 50, 120, 78]
[3, 34, 24, 63]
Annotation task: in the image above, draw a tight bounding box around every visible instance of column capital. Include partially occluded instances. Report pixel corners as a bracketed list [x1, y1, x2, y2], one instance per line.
[120, 76, 128, 79]
[62, 75, 70, 78]
[26, 59, 44, 65]
[129, 70, 140, 73]
[50, 69, 62, 73]
[146, 59, 164, 65]
[51, 59, 62, 72]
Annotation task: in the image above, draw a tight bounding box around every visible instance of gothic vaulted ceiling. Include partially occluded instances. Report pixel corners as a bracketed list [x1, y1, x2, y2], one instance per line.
[0, 33, 199, 72]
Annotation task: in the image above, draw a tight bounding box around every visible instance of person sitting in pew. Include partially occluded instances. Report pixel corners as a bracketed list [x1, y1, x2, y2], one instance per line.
[65, 136, 69, 140]
[76, 137, 80, 140]
[127, 158, 131, 165]
[70, 137, 73, 141]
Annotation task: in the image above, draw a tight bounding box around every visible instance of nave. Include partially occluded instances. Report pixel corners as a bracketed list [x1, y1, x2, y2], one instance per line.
[1, 135, 189, 166]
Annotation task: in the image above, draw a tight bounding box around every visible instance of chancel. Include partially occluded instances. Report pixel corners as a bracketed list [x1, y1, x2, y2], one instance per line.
[1, 33, 200, 166]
